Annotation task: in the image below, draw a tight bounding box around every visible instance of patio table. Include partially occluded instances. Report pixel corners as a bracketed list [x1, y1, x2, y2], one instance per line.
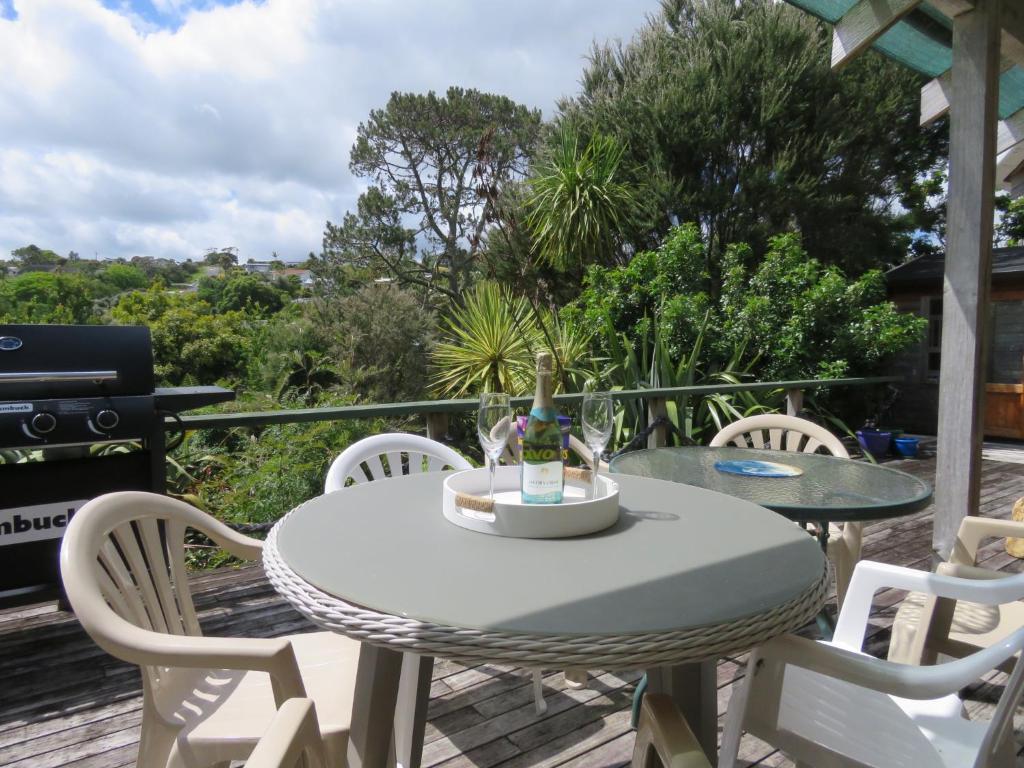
[264, 471, 828, 767]
[609, 446, 933, 536]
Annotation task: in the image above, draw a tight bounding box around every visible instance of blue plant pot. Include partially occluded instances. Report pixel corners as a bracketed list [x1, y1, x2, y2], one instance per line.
[893, 436, 919, 458]
[856, 429, 892, 459]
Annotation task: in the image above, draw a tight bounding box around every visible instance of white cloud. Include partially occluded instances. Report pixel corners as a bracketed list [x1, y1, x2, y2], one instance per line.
[0, 0, 659, 262]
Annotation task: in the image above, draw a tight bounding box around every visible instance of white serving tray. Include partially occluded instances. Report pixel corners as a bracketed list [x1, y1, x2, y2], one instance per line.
[442, 465, 620, 538]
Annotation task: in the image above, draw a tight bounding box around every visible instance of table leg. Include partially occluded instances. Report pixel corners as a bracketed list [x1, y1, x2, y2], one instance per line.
[645, 661, 718, 766]
[393, 654, 433, 768]
[348, 643, 404, 768]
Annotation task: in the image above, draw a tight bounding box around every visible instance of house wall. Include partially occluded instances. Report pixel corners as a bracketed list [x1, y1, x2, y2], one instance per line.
[886, 284, 1024, 435]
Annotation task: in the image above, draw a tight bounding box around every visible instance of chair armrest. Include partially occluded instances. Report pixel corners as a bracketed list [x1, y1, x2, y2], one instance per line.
[633, 694, 713, 768]
[952, 517, 1024, 566]
[935, 561, 1012, 581]
[88, 615, 306, 705]
[833, 560, 1024, 649]
[194, 513, 264, 561]
[759, 631, 1024, 700]
[247, 698, 326, 768]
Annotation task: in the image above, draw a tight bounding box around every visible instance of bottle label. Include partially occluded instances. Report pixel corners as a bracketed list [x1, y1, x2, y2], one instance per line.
[521, 455, 564, 503]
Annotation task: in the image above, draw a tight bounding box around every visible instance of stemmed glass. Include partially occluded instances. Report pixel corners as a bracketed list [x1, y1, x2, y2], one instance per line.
[581, 391, 614, 499]
[477, 392, 512, 500]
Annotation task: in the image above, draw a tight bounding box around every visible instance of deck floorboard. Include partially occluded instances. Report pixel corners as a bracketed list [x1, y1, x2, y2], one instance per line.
[2, 451, 1024, 768]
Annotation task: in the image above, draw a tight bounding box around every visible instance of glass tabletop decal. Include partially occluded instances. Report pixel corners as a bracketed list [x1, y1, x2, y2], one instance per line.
[714, 459, 804, 478]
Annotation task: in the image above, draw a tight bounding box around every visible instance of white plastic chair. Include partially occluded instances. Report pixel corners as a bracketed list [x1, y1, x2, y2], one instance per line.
[716, 560, 1024, 767]
[325, 432, 471, 490]
[247, 698, 327, 768]
[710, 413, 861, 607]
[889, 515, 1024, 668]
[59, 491, 360, 768]
[326, 432, 476, 763]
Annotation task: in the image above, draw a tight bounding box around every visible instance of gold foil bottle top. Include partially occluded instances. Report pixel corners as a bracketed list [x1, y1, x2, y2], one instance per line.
[536, 351, 554, 372]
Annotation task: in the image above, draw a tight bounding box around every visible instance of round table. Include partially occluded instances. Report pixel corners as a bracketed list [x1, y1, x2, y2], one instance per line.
[609, 446, 933, 524]
[264, 471, 828, 767]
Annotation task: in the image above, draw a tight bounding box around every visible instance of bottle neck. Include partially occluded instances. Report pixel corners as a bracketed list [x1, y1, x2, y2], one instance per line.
[533, 368, 554, 411]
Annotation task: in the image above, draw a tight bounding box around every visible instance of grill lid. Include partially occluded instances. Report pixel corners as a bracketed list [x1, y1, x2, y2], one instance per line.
[0, 324, 154, 399]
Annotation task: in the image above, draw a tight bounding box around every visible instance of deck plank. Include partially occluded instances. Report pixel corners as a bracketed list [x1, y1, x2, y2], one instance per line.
[1, 451, 1023, 768]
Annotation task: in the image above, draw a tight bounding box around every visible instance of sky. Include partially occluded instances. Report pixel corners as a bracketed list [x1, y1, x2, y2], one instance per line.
[0, 0, 661, 263]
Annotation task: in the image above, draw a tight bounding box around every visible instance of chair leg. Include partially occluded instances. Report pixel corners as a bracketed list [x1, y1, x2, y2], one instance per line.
[532, 670, 547, 715]
[137, 695, 180, 768]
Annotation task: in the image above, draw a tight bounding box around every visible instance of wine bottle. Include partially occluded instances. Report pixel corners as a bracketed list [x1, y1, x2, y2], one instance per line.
[521, 351, 564, 503]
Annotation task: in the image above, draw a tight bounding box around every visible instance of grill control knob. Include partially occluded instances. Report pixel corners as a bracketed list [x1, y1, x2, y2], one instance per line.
[31, 412, 57, 435]
[95, 409, 119, 431]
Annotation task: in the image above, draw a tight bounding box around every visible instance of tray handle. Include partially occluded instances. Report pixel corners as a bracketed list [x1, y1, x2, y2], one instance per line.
[454, 467, 594, 512]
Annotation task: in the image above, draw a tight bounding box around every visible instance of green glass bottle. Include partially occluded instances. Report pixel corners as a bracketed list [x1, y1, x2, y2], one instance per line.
[521, 351, 564, 504]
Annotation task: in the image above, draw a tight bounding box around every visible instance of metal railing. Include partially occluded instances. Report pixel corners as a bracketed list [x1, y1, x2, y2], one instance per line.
[165, 376, 900, 450]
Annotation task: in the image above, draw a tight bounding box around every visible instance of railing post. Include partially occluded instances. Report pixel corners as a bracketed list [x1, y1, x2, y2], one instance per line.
[648, 397, 668, 448]
[785, 388, 804, 417]
[425, 412, 449, 442]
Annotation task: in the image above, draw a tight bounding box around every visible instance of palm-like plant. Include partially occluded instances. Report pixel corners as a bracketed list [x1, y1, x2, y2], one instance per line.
[431, 282, 541, 396]
[526, 126, 640, 270]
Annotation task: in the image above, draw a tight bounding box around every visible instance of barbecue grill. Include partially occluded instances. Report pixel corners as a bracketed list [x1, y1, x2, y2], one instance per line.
[0, 324, 233, 608]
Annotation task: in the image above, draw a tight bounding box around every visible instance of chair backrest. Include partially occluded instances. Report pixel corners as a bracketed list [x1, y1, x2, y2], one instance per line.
[59, 491, 262, 690]
[324, 433, 472, 492]
[709, 414, 848, 457]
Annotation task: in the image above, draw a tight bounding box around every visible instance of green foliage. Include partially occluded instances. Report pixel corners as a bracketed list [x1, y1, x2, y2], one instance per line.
[558, 0, 947, 272]
[11, 244, 63, 271]
[100, 263, 149, 293]
[569, 224, 925, 388]
[198, 273, 289, 315]
[322, 87, 542, 305]
[324, 284, 438, 403]
[111, 286, 252, 385]
[431, 282, 540, 396]
[0, 272, 100, 323]
[526, 126, 641, 269]
[720, 233, 926, 380]
[568, 223, 713, 364]
[170, 396, 385, 531]
[996, 195, 1024, 247]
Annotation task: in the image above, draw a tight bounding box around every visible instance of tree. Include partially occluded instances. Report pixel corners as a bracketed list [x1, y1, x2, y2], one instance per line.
[320, 87, 542, 305]
[203, 247, 239, 272]
[996, 194, 1024, 247]
[111, 287, 251, 385]
[526, 126, 642, 270]
[558, 0, 948, 276]
[0, 272, 100, 323]
[11, 244, 63, 272]
[327, 284, 438, 402]
[199, 273, 288, 315]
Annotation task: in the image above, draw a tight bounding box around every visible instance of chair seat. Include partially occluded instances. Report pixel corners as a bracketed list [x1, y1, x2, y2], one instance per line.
[767, 661, 985, 768]
[159, 632, 361, 765]
[889, 591, 1024, 664]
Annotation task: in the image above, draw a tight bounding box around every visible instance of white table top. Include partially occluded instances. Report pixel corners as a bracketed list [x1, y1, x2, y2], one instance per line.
[274, 472, 825, 637]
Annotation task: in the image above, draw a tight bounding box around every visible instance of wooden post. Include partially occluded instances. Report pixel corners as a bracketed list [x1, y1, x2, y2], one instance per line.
[785, 388, 804, 418]
[933, 0, 1000, 560]
[425, 412, 448, 442]
[648, 397, 668, 448]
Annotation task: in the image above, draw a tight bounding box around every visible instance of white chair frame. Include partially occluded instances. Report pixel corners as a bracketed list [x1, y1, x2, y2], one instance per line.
[710, 413, 861, 607]
[325, 432, 471, 491]
[889, 516, 1024, 669]
[247, 698, 327, 768]
[59, 491, 360, 768]
[719, 560, 1024, 768]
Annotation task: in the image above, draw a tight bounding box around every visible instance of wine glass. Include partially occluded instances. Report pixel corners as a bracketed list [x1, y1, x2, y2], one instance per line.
[581, 391, 614, 499]
[477, 392, 512, 499]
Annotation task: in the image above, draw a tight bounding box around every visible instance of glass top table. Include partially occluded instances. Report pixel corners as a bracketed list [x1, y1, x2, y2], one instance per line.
[608, 446, 933, 524]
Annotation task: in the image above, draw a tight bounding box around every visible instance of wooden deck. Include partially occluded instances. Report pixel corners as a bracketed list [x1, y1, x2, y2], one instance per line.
[3, 450, 1024, 768]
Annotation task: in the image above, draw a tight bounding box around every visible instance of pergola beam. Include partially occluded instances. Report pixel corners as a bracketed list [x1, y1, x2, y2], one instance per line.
[920, 57, 1015, 126]
[832, 0, 923, 70]
[933, 0, 1001, 560]
[1001, 2, 1024, 67]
